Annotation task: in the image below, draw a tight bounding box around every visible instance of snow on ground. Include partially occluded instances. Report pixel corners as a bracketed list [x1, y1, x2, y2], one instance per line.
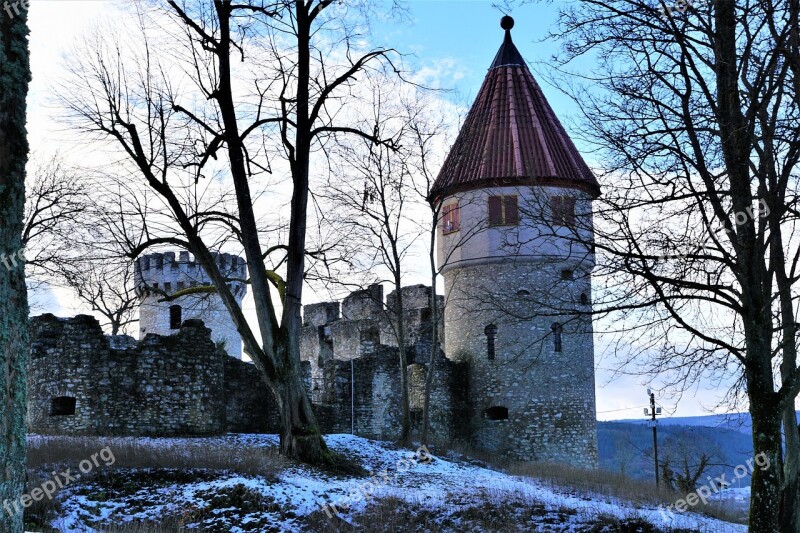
[30, 433, 746, 532]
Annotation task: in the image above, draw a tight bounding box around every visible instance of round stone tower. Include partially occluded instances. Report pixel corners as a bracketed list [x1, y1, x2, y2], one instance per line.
[134, 251, 248, 359]
[431, 17, 600, 468]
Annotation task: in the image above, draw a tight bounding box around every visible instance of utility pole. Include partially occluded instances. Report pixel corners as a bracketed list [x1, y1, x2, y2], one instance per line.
[644, 389, 661, 487]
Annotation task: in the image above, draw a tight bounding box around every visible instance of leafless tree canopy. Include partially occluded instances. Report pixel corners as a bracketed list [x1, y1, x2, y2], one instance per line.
[57, 0, 409, 463]
[509, 0, 800, 529]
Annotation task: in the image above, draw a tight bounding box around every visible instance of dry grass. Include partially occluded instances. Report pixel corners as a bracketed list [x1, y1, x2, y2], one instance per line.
[305, 497, 455, 532]
[24, 436, 287, 532]
[426, 438, 747, 526]
[28, 436, 286, 477]
[303, 496, 699, 532]
[95, 517, 195, 532]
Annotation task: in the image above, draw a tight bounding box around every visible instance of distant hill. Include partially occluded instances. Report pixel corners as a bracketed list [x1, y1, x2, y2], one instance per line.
[598, 420, 755, 486]
[610, 411, 800, 435]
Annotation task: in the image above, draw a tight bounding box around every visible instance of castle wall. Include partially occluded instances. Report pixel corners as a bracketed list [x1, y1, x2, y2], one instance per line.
[443, 260, 598, 468]
[28, 315, 226, 436]
[135, 251, 247, 359]
[224, 357, 281, 433]
[29, 270, 593, 467]
[314, 345, 401, 437]
[28, 314, 282, 437]
[299, 284, 466, 443]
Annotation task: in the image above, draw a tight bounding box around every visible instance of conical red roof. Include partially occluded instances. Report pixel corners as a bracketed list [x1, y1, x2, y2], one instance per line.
[430, 21, 600, 201]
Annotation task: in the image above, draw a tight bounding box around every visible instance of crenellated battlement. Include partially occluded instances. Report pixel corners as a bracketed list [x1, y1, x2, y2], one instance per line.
[134, 251, 248, 299]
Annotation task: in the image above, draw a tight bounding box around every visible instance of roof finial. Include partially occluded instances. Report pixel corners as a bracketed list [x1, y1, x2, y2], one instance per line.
[500, 15, 514, 31]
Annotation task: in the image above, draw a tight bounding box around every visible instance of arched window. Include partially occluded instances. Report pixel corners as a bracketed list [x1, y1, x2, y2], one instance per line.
[551, 323, 563, 352]
[169, 305, 182, 330]
[580, 293, 589, 305]
[484, 324, 498, 360]
[484, 406, 508, 420]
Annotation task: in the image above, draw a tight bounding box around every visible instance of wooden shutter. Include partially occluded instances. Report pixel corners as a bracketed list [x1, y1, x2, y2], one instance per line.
[441, 202, 460, 234]
[565, 197, 576, 228]
[488, 196, 503, 226]
[551, 196, 563, 225]
[504, 196, 519, 225]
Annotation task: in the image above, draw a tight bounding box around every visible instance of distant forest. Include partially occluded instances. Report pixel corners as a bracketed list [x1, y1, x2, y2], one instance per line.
[598, 421, 755, 487]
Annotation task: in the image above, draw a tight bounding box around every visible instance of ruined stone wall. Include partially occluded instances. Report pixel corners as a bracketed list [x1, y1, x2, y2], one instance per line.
[28, 315, 225, 436]
[300, 285, 446, 398]
[223, 357, 281, 434]
[314, 344, 403, 439]
[299, 285, 466, 443]
[409, 356, 470, 443]
[27, 314, 269, 437]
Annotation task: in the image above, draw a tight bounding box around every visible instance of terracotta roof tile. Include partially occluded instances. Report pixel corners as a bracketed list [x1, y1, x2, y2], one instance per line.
[430, 24, 600, 201]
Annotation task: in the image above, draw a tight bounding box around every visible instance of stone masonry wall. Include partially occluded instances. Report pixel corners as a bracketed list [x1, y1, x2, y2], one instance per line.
[300, 285, 466, 443]
[28, 314, 273, 437]
[315, 344, 403, 439]
[224, 357, 281, 433]
[444, 260, 598, 468]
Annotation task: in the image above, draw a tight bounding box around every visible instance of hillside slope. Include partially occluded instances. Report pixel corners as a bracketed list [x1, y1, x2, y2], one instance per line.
[28, 434, 745, 532]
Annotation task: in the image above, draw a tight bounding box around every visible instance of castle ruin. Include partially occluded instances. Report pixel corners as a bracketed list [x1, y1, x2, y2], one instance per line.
[27, 18, 599, 469]
[134, 251, 247, 359]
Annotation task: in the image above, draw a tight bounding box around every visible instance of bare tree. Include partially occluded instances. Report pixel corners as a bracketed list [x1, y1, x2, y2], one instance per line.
[0, 4, 30, 532]
[20, 158, 150, 334]
[60, 0, 402, 463]
[60, 258, 139, 335]
[322, 78, 419, 444]
[22, 155, 89, 287]
[507, 0, 800, 529]
[659, 429, 719, 494]
[405, 97, 458, 446]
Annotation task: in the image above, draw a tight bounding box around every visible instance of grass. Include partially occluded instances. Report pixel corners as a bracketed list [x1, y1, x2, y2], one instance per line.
[28, 436, 286, 477]
[426, 438, 747, 526]
[24, 435, 287, 531]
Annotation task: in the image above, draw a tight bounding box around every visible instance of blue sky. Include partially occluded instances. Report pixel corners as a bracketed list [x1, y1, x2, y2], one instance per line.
[374, 1, 571, 114]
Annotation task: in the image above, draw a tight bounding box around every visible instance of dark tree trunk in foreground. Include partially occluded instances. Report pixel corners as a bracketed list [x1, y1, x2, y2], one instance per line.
[0, 6, 30, 533]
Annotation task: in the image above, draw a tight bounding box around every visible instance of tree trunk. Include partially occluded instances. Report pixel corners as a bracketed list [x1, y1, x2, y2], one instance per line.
[274, 350, 329, 463]
[275, 1, 329, 464]
[421, 209, 440, 446]
[768, 189, 800, 532]
[0, 7, 31, 533]
[746, 355, 784, 533]
[779, 410, 800, 533]
[393, 273, 412, 446]
[210, 0, 328, 463]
